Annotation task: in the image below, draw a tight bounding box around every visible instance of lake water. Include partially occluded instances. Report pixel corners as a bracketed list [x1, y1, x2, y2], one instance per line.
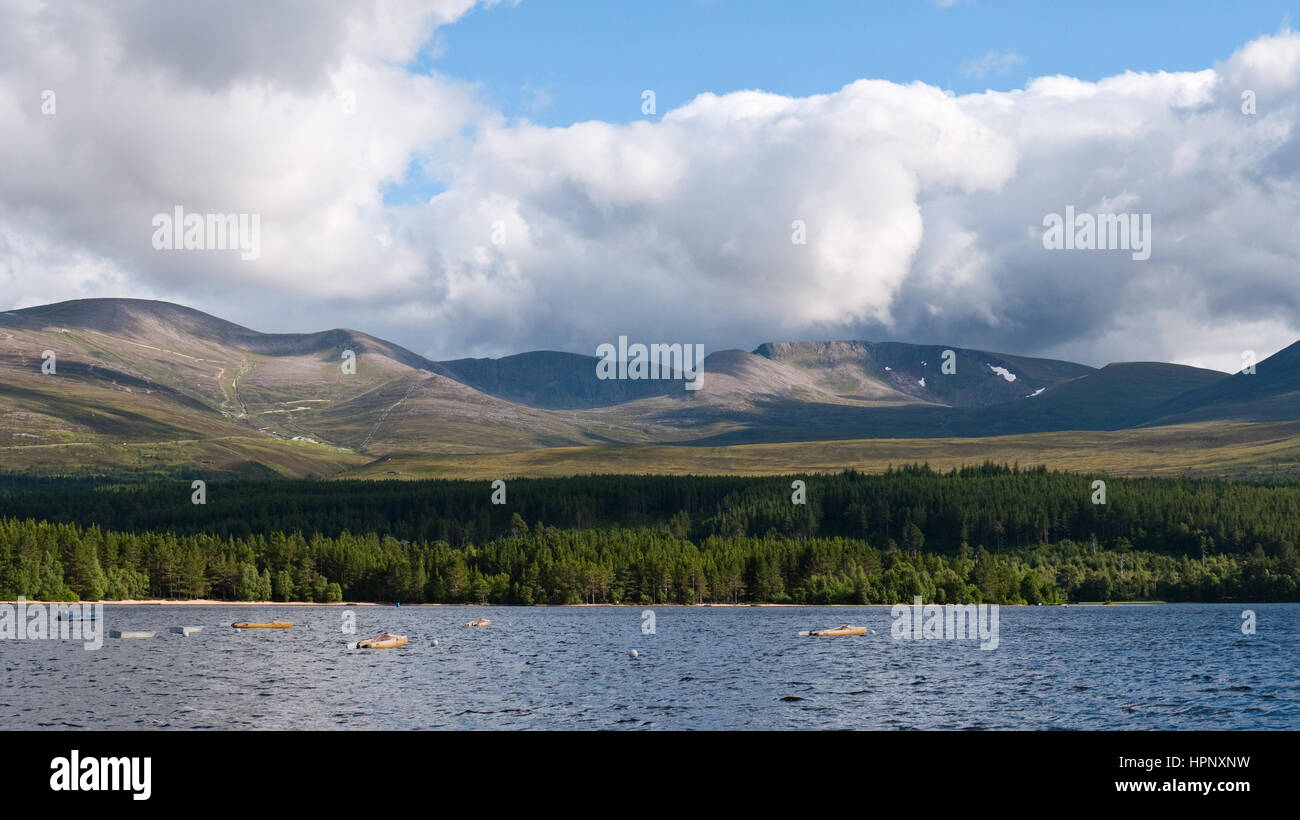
[3, 604, 1296, 730]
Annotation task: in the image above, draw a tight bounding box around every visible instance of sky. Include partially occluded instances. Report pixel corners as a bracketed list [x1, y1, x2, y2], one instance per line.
[2, 0, 1299, 372]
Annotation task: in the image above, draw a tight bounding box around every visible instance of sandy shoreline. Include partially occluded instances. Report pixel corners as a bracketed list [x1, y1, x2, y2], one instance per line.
[5, 600, 900, 607]
[1, 599, 378, 607]
[3, 599, 849, 607]
[0, 599, 1131, 607]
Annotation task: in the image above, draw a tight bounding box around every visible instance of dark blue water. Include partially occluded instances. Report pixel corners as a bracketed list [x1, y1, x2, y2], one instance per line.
[2, 604, 1295, 729]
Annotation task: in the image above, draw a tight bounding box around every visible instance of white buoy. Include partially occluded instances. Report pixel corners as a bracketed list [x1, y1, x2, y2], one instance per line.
[432, 640, 439, 647]
[630, 649, 638, 658]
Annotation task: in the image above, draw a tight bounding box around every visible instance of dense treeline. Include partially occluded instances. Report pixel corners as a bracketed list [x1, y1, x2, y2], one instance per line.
[0, 516, 1294, 604]
[3, 464, 1300, 558]
[1, 465, 1298, 603]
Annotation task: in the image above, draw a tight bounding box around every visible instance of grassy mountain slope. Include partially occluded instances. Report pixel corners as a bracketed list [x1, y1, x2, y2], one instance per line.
[0, 298, 1294, 479]
[1137, 340, 1300, 425]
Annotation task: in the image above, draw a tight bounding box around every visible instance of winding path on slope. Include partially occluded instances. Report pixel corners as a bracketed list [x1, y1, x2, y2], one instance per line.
[358, 380, 420, 451]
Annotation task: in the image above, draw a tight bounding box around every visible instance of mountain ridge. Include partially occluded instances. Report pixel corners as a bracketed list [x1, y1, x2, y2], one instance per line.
[0, 298, 1293, 477]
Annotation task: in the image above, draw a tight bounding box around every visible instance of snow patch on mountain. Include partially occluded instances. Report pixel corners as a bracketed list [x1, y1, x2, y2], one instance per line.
[987, 364, 1017, 382]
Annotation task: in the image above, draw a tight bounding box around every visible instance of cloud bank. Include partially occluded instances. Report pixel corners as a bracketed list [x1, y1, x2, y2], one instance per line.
[1, 2, 1298, 372]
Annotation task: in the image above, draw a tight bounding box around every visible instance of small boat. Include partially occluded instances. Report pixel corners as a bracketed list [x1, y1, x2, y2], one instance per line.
[109, 630, 155, 639]
[356, 632, 408, 650]
[466, 618, 490, 627]
[808, 624, 868, 637]
[231, 620, 293, 629]
[57, 613, 100, 621]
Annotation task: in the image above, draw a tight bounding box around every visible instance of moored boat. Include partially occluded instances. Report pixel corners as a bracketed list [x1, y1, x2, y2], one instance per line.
[808, 624, 867, 637]
[356, 632, 408, 649]
[466, 618, 490, 627]
[231, 620, 293, 629]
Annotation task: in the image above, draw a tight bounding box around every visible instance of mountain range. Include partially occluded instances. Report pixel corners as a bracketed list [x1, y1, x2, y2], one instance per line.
[0, 298, 1296, 478]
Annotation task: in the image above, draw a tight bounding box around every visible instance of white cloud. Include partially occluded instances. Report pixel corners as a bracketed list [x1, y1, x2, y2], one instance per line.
[961, 50, 1026, 79]
[0, 5, 1297, 372]
[0, 0, 485, 324]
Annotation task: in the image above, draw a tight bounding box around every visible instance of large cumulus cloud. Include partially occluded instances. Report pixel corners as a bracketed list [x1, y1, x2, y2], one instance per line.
[0, 0, 485, 330]
[1, 2, 1298, 372]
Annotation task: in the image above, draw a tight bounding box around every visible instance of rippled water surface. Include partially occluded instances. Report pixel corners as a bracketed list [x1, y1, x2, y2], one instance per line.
[2, 604, 1296, 729]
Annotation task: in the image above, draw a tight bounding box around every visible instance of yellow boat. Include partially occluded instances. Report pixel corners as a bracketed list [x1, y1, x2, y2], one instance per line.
[809, 624, 867, 637]
[232, 620, 293, 629]
[466, 618, 490, 627]
[357, 632, 408, 649]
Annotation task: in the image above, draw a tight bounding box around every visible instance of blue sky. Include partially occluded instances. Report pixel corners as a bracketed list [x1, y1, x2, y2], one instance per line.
[416, 0, 1297, 127]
